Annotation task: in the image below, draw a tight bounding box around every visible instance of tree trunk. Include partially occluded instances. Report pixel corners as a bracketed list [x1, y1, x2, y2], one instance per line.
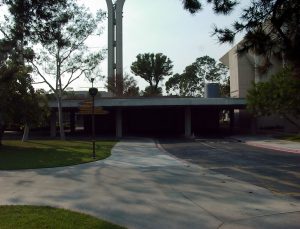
[57, 97, 66, 140]
[0, 114, 4, 146]
[0, 124, 3, 147]
[22, 123, 30, 142]
[292, 61, 300, 80]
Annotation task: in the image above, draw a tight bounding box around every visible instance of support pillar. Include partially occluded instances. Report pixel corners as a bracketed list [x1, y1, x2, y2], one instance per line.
[50, 111, 56, 138]
[185, 107, 192, 138]
[70, 111, 75, 134]
[229, 108, 234, 133]
[116, 108, 123, 138]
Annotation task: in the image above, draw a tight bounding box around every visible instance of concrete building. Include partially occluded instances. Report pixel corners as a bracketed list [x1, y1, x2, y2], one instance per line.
[106, 0, 125, 96]
[48, 97, 246, 138]
[220, 43, 299, 133]
[46, 2, 253, 139]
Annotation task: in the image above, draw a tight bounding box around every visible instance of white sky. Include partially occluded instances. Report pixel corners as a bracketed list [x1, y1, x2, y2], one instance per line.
[35, 0, 249, 91]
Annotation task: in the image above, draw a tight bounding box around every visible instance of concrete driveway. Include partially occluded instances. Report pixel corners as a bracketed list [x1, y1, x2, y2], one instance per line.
[160, 138, 300, 199]
[1, 138, 300, 229]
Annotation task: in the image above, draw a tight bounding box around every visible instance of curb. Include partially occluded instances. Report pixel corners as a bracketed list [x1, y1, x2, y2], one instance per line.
[245, 141, 300, 154]
[230, 136, 300, 154]
[154, 140, 193, 168]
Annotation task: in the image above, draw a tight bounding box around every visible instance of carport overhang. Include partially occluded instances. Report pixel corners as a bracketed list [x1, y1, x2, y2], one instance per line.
[48, 97, 246, 138]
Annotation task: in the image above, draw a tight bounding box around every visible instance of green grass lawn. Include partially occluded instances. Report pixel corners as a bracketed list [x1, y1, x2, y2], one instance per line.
[0, 206, 125, 229]
[0, 140, 117, 170]
[279, 134, 300, 142]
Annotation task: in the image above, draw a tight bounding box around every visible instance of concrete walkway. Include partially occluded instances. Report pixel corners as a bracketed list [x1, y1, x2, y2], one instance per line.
[233, 135, 300, 154]
[1, 138, 300, 229]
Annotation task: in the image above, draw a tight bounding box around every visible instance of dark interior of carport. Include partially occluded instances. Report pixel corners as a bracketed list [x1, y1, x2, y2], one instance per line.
[81, 105, 233, 137]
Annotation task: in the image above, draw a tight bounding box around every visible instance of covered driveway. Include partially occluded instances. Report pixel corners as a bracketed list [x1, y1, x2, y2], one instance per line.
[48, 97, 246, 138]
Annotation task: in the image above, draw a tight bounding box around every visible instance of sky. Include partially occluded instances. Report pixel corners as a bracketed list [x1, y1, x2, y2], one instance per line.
[38, 0, 249, 91]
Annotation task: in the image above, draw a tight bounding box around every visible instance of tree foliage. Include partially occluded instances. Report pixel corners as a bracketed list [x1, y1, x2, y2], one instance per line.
[1, 0, 68, 39]
[142, 86, 163, 97]
[165, 64, 199, 96]
[32, 2, 105, 91]
[106, 73, 140, 97]
[212, 0, 300, 75]
[182, 0, 300, 76]
[220, 77, 230, 97]
[122, 74, 140, 97]
[0, 61, 48, 145]
[0, 0, 61, 143]
[30, 1, 105, 140]
[131, 53, 173, 96]
[165, 55, 229, 97]
[247, 67, 300, 130]
[182, 0, 300, 130]
[0, 0, 68, 69]
[181, 0, 237, 14]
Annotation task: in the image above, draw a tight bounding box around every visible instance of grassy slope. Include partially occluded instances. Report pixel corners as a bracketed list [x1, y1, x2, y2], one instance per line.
[0, 140, 117, 170]
[0, 205, 125, 229]
[284, 135, 300, 142]
[278, 135, 300, 143]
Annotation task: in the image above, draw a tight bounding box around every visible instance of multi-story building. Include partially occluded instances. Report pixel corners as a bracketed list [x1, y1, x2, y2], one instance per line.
[220, 43, 299, 133]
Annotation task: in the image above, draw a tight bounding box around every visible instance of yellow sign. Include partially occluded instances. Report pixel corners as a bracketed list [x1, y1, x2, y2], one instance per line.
[79, 100, 109, 115]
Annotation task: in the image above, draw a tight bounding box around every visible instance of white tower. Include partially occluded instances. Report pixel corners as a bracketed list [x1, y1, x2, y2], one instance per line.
[106, 0, 125, 96]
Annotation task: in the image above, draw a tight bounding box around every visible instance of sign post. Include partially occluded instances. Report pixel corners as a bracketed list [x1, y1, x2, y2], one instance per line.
[89, 78, 98, 159]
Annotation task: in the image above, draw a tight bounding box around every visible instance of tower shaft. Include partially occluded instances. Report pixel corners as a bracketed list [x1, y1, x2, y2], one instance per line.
[106, 0, 125, 96]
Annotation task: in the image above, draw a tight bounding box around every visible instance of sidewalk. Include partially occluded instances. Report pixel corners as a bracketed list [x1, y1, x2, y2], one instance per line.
[232, 135, 300, 154]
[1, 138, 300, 228]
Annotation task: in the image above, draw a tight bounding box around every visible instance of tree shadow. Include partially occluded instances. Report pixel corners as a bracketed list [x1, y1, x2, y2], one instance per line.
[2, 138, 300, 229]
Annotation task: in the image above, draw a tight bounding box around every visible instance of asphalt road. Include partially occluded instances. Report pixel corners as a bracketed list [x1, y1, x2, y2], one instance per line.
[159, 138, 300, 199]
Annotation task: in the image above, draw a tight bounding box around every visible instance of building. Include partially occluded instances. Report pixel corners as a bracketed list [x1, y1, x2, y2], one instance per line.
[46, 0, 248, 139]
[220, 43, 299, 133]
[48, 96, 246, 138]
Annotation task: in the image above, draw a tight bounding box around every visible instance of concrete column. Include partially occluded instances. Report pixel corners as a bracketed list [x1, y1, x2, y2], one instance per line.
[106, 0, 115, 92]
[106, 0, 125, 96]
[115, 0, 125, 96]
[116, 108, 122, 138]
[229, 109, 234, 133]
[185, 107, 192, 138]
[70, 111, 75, 134]
[50, 111, 56, 138]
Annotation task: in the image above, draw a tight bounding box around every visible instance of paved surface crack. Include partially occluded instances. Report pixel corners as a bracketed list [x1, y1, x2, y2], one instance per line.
[179, 190, 224, 224]
[218, 210, 300, 228]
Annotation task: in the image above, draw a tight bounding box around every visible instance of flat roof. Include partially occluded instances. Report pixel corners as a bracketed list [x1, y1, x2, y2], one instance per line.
[48, 97, 246, 108]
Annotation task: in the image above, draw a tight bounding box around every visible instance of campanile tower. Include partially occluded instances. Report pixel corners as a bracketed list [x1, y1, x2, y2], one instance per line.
[106, 0, 125, 96]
